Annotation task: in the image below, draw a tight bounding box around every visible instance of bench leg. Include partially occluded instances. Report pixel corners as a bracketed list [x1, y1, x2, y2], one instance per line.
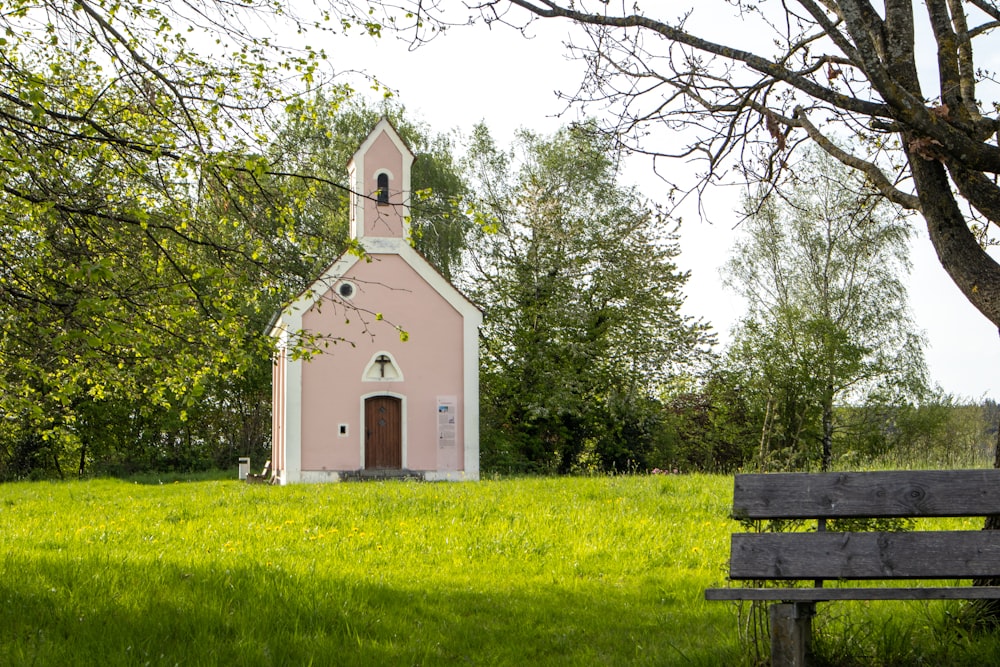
[769, 602, 815, 667]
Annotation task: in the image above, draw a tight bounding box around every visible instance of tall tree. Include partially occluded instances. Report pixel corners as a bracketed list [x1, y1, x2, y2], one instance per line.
[176, 99, 472, 477]
[267, 95, 471, 282]
[723, 149, 927, 470]
[445, 1, 1000, 357]
[0, 0, 393, 477]
[462, 123, 712, 473]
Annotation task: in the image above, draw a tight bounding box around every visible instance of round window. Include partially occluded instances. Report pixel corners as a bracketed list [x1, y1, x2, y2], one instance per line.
[337, 281, 355, 299]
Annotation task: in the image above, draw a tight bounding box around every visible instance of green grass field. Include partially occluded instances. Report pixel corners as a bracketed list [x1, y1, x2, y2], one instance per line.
[1, 475, 740, 666]
[3, 474, 1000, 666]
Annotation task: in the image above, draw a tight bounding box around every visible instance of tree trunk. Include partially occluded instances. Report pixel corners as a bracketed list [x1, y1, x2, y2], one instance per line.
[78, 438, 87, 478]
[52, 450, 64, 480]
[908, 150, 1000, 330]
[758, 394, 774, 471]
[821, 390, 834, 472]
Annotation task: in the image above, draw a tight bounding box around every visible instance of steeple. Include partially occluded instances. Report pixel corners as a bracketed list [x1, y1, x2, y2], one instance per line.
[346, 117, 415, 246]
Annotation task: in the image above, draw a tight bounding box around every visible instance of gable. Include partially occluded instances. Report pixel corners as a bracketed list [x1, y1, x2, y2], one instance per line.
[311, 251, 460, 330]
[349, 117, 414, 167]
[270, 243, 481, 342]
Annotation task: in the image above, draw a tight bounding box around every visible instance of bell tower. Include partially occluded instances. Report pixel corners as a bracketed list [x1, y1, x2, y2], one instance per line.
[347, 117, 414, 247]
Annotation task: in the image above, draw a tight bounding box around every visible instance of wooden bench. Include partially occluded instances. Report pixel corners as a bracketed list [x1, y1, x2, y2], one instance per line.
[246, 459, 272, 484]
[706, 470, 1000, 666]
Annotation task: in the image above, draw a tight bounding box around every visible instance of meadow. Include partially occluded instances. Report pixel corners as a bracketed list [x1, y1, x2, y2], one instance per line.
[2, 474, 1000, 666]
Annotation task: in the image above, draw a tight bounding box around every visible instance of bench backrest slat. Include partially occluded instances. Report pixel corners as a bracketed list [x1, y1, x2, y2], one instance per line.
[732, 469, 1000, 520]
[730, 530, 1000, 580]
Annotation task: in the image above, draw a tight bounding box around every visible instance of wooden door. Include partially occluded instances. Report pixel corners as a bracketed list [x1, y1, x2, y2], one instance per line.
[365, 396, 402, 469]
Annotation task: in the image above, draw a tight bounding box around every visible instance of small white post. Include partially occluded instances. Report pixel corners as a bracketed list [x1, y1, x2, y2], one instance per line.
[238, 457, 250, 480]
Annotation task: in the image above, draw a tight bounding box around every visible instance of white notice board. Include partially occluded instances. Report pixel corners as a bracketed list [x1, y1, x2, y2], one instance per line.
[437, 396, 458, 469]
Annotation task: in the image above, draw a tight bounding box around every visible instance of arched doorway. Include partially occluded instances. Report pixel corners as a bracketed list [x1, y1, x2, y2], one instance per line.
[364, 395, 402, 469]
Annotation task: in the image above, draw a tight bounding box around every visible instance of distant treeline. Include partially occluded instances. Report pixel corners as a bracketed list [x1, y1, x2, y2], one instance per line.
[651, 391, 999, 474]
[2, 379, 993, 481]
[482, 383, 998, 475]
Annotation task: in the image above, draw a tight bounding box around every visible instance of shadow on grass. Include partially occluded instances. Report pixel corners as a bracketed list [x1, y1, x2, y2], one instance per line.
[0, 553, 738, 666]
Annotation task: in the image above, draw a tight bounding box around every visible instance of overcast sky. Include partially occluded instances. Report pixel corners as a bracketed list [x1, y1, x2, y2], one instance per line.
[329, 11, 1000, 401]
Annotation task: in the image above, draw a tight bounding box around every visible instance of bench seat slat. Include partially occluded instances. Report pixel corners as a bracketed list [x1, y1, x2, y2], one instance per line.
[705, 586, 1000, 601]
[731, 530, 1000, 580]
[733, 469, 1000, 519]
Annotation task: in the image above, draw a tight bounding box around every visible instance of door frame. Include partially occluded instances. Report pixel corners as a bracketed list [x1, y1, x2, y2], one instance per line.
[359, 391, 407, 469]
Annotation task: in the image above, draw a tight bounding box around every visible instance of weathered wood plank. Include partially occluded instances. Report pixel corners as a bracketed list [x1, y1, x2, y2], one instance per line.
[729, 531, 1000, 580]
[732, 469, 1000, 520]
[705, 586, 1000, 601]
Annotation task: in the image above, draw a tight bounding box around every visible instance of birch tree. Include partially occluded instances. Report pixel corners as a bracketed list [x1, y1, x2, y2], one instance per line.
[724, 150, 927, 470]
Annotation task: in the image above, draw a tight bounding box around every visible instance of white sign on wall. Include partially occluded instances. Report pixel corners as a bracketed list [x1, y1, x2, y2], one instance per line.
[437, 396, 457, 470]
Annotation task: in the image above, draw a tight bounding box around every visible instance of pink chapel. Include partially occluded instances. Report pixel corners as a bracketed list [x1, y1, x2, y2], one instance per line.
[268, 118, 482, 483]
